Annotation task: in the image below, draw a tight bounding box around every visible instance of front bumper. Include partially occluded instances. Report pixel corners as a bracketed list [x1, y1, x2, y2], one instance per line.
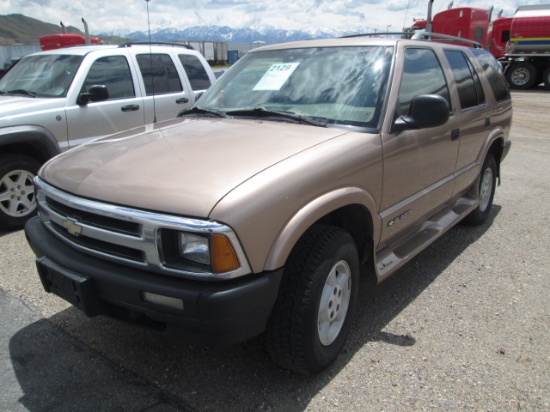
[25, 216, 283, 345]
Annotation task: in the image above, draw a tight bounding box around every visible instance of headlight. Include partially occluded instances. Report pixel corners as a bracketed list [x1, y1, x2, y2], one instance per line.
[179, 233, 210, 265]
[162, 230, 241, 275]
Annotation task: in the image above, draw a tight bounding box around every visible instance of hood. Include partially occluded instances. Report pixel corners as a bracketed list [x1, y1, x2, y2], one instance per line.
[0, 96, 64, 123]
[40, 117, 348, 218]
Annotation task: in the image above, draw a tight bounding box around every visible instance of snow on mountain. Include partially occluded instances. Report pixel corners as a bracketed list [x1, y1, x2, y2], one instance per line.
[104, 24, 372, 44]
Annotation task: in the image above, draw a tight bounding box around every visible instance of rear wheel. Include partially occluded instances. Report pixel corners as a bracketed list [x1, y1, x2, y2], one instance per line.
[462, 154, 497, 226]
[543, 67, 550, 91]
[506, 62, 538, 90]
[0, 154, 40, 230]
[265, 225, 359, 374]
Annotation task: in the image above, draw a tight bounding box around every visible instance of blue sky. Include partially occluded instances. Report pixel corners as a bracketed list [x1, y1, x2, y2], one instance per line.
[0, 0, 543, 34]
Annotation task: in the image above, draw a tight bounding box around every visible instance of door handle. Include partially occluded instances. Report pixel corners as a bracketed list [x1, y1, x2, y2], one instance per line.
[176, 97, 189, 104]
[121, 104, 140, 112]
[451, 128, 460, 140]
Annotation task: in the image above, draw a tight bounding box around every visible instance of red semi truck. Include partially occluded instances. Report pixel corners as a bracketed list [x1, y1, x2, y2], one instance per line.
[407, 2, 550, 90]
[39, 18, 102, 51]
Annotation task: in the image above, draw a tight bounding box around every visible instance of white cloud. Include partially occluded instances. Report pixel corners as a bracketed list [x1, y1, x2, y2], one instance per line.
[0, 0, 537, 34]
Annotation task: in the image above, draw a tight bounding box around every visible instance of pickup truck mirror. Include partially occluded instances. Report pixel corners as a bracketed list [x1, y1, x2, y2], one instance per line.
[78, 85, 109, 106]
[393, 94, 450, 132]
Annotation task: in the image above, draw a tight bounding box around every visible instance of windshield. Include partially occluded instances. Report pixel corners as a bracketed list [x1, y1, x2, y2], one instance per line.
[0, 54, 83, 98]
[197, 46, 393, 129]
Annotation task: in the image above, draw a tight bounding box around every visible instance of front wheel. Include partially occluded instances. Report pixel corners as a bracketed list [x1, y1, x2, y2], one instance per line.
[462, 154, 497, 226]
[0, 154, 40, 230]
[265, 225, 359, 374]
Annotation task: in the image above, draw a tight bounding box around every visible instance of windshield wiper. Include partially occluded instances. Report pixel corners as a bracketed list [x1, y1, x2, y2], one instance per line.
[6, 89, 37, 97]
[178, 107, 229, 118]
[226, 107, 327, 127]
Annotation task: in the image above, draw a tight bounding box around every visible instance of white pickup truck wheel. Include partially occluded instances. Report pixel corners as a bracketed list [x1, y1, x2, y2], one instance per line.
[0, 154, 39, 230]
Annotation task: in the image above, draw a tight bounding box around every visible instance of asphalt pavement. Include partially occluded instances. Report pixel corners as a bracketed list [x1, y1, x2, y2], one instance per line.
[0, 289, 189, 412]
[1, 90, 549, 411]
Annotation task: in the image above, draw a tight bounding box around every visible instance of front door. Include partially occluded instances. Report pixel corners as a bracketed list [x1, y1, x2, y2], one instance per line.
[65, 54, 145, 148]
[379, 47, 460, 245]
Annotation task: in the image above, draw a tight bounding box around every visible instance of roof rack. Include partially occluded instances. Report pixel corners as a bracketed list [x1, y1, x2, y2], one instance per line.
[118, 41, 194, 50]
[340, 32, 407, 38]
[411, 31, 483, 48]
[340, 31, 482, 49]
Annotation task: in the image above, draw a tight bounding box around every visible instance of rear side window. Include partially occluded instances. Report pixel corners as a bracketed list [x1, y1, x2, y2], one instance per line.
[83, 56, 135, 100]
[178, 54, 211, 91]
[137, 54, 183, 95]
[444, 50, 485, 109]
[398, 48, 451, 116]
[471, 49, 510, 102]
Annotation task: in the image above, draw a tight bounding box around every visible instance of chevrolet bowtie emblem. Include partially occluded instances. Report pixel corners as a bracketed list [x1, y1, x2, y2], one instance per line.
[61, 217, 83, 236]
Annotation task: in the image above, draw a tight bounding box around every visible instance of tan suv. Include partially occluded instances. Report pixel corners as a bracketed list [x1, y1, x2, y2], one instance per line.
[25, 36, 512, 374]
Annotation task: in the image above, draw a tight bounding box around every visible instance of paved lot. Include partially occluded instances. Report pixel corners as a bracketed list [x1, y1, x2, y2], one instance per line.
[1, 90, 549, 411]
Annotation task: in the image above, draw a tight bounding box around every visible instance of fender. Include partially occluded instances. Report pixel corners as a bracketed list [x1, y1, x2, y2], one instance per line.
[264, 187, 380, 271]
[0, 125, 61, 161]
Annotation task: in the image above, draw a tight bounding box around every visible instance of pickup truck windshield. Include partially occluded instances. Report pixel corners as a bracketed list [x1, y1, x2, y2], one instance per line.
[0, 54, 83, 98]
[198, 46, 393, 128]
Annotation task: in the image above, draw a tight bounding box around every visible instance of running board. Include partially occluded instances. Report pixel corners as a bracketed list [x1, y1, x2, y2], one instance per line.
[374, 195, 479, 282]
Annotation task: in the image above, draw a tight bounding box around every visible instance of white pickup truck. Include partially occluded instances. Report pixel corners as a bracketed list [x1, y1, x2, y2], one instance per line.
[0, 43, 216, 229]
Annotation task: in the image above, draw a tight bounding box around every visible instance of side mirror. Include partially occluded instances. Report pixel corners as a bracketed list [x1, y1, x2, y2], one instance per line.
[78, 85, 109, 106]
[393, 94, 450, 132]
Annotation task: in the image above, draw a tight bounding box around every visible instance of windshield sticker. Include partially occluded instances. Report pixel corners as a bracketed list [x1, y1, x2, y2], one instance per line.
[253, 63, 300, 91]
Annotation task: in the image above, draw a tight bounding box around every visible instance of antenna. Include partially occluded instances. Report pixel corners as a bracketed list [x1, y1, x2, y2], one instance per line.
[145, 0, 157, 123]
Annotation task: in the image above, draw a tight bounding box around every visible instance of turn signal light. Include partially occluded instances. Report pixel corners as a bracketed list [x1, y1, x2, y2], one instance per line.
[211, 234, 240, 273]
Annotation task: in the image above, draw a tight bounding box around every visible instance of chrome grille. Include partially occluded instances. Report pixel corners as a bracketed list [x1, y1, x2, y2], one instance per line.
[34, 177, 252, 280]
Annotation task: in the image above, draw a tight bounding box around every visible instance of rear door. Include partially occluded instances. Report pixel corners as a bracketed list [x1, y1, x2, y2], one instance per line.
[444, 48, 490, 195]
[178, 53, 215, 101]
[134, 52, 194, 124]
[65, 50, 145, 147]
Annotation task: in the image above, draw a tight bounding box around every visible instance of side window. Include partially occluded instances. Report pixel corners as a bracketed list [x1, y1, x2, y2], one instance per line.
[82, 56, 135, 100]
[471, 49, 510, 102]
[178, 54, 212, 91]
[444, 50, 485, 109]
[398, 48, 451, 116]
[136, 54, 183, 95]
[501, 30, 510, 43]
[474, 27, 484, 42]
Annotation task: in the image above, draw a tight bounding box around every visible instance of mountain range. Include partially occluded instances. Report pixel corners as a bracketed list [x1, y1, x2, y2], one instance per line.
[117, 25, 371, 44]
[0, 13, 372, 46]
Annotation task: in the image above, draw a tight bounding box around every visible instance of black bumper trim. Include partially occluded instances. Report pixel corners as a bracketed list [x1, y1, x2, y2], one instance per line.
[25, 216, 283, 345]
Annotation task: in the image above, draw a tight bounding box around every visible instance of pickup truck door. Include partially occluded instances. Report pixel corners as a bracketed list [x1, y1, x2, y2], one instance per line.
[134, 53, 194, 124]
[379, 47, 460, 245]
[65, 53, 145, 148]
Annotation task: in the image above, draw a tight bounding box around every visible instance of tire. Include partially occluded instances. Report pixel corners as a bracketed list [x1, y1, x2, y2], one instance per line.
[462, 154, 497, 226]
[0, 154, 40, 230]
[265, 224, 360, 374]
[506, 62, 538, 90]
[543, 67, 550, 91]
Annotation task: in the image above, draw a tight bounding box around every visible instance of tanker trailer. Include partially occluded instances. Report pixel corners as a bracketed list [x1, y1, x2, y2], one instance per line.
[501, 4, 550, 90]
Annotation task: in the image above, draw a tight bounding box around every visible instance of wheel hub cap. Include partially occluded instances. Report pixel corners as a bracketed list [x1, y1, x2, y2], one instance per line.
[479, 166, 493, 212]
[318, 260, 352, 346]
[0, 170, 37, 217]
